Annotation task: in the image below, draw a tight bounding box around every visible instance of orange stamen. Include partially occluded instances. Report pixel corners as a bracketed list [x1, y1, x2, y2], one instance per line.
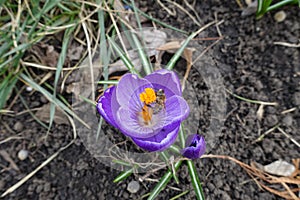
[139, 88, 156, 105]
[141, 104, 153, 125]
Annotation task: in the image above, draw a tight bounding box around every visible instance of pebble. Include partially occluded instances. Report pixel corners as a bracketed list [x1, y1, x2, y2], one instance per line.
[293, 92, 300, 105]
[264, 160, 295, 176]
[40, 96, 48, 104]
[44, 182, 51, 192]
[13, 121, 24, 132]
[36, 184, 43, 193]
[17, 149, 29, 160]
[282, 115, 293, 126]
[127, 180, 140, 194]
[264, 114, 278, 127]
[0, 180, 5, 190]
[255, 80, 264, 90]
[274, 11, 286, 22]
[122, 191, 129, 199]
[26, 86, 33, 92]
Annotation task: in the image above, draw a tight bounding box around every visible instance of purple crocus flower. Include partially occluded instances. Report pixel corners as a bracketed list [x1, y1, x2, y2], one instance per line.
[181, 134, 206, 159]
[97, 69, 189, 152]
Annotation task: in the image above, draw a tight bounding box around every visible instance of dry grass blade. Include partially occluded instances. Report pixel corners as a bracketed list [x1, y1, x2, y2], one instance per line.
[165, 0, 201, 27]
[277, 127, 300, 148]
[274, 41, 300, 48]
[0, 150, 20, 172]
[202, 155, 300, 200]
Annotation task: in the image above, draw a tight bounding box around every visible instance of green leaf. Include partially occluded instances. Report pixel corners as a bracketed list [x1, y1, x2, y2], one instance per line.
[187, 160, 205, 200]
[113, 168, 134, 183]
[49, 26, 76, 135]
[165, 26, 211, 71]
[0, 74, 18, 110]
[20, 73, 90, 129]
[147, 160, 182, 200]
[131, 32, 153, 75]
[97, 80, 119, 85]
[107, 35, 140, 76]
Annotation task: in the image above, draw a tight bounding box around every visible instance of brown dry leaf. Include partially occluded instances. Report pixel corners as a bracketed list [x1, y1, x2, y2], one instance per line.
[156, 41, 181, 51]
[67, 44, 84, 61]
[40, 43, 59, 67]
[35, 103, 70, 125]
[0, 150, 20, 172]
[30, 43, 59, 67]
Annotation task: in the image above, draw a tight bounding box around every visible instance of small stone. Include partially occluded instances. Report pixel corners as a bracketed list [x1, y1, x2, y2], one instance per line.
[26, 86, 33, 92]
[13, 121, 23, 132]
[127, 180, 140, 194]
[274, 11, 286, 22]
[122, 191, 129, 199]
[264, 115, 278, 127]
[282, 115, 293, 126]
[255, 80, 264, 90]
[0, 180, 5, 190]
[44, 182, 51, 192]
[17, 149, 29, 161]
[36, 185, 43, 193]
[40, 96, 48, 104]
[264, 160, 295, 176]
[293, 92, 300, 106]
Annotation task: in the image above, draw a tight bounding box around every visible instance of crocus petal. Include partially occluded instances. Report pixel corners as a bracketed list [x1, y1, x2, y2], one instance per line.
[116, 107, 167, 138]
[145, 69, 182, 98]
[116, 73, 152, 112]
[181, 134, 206, 159]
[132, 121, 180, 152]
[164, 95, 190, 124]
[96, 86, 119, 127]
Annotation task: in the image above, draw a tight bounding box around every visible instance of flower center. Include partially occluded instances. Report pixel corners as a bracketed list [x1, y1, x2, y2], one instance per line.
[139, 88, 156, 105]
[139, 88, 156, 125]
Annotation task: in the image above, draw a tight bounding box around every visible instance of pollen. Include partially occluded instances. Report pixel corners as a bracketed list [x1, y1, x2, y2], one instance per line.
[141, 104, 153, 125]
[139, 88, 156, 105]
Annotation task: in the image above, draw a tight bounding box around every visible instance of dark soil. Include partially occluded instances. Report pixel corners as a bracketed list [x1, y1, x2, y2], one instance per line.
[1, 1, 300, 200]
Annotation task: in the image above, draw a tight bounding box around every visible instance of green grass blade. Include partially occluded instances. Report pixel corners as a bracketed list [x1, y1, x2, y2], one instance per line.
[165, 30, 200, 71]
[131, 32, 153, 75]
[49, 26, 75, 133]
[107, 35, 140, 76]
[113, 168, 134, 183]
[170, 190, 190, 200]
[0, 74, 18, 110]
[19, 73, 90, 128]
[147, 160, 183, 200]
[130, 0, 153, 75]
[27, 0, 61, 38]
[96, 116, 103, 142]
[112, 160, 133, 167]
[169, 145, 181, 154]
[97, 80, 119, 85]
[267, 0, 298, 12]
[179, 124, 186, 148]
[226, 89, 278, 105]
[18, 94, 48, 129]
[187, 160, 205, 200]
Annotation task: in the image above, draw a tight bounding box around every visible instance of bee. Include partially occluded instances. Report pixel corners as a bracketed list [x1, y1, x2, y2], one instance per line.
[140, 89, 166, 125]
[149, 89, 166, 114]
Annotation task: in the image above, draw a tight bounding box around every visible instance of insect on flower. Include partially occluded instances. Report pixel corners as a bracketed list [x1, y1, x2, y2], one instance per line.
[97, 69, 190, 152]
